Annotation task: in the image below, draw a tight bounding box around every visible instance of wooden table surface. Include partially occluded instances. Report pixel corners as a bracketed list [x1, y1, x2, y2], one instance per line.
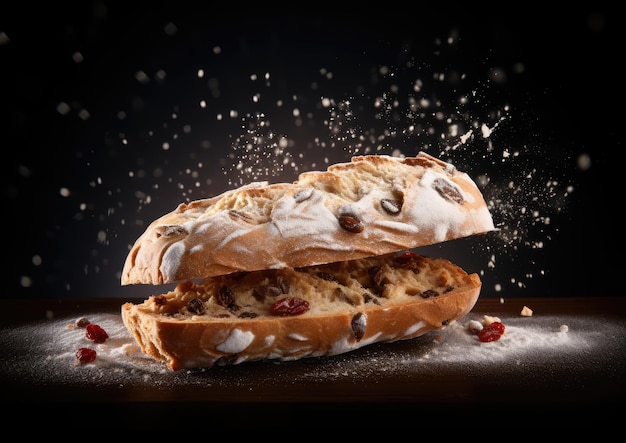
[2, 296, 625, 430]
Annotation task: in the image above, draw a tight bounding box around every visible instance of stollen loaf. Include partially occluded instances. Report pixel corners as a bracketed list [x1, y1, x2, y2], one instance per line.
[121, 251, 482, 371]
[120, 151, 495, 370]
[121, 152, 495, 286]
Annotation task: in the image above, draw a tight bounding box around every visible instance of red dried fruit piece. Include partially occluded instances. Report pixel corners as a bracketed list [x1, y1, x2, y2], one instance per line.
[271, 297, 310, 316]
[478, 321, 505, 342]
[85, 324, 109, 343]
[76, 347, 97, 364]
[488, 321, 506, 334]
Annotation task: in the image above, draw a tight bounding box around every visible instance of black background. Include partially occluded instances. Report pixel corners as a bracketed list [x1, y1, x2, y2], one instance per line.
[1, 2, 619, 300]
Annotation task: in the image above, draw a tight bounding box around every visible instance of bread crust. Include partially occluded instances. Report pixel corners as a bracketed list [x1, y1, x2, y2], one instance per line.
[121, 152, 495, 285]
[121, 252, 482, 371]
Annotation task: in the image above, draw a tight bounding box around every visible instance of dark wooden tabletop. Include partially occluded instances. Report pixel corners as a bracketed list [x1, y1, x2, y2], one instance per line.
[2, 296, 625, 430]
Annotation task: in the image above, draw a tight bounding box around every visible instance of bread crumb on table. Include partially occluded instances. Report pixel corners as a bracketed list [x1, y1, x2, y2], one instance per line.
[520, 305, 533, 317]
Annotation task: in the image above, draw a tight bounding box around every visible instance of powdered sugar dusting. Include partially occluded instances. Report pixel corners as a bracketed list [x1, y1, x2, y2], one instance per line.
[2, 310, 622, 387]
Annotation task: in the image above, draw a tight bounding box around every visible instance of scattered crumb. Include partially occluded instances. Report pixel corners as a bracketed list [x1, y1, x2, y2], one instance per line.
[482, 315, 501, 325]
[521, 305, 533, 316]
[466, 319, 483, 333]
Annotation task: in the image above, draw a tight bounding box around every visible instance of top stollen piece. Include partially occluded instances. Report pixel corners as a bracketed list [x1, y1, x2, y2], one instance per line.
[121, 151, 495, 285]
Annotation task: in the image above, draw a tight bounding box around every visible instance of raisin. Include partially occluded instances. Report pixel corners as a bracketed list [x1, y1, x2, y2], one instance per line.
[380, 198, 401, 214]
[238, 311, 259, 319]
[394, 251, 422, 273]
[276, 275, 290, 294]
[368, 266, 384, 291]
[338, 214, 364, 233]
[351, 313, 367, 341]
[216, 286, 235, 307]
[270, 297, 310, 316]
[187, 298, 206, 314]
[432, 177, 464, 204]
[75, 347, 97, 364]
[253, 284, 282, 301]
[419, 289, 439, 299]
[294, 188, 313, 202]
[85, 324, 109, 343]
[317, 272, 338, 282]
[363, 293, 381, 305]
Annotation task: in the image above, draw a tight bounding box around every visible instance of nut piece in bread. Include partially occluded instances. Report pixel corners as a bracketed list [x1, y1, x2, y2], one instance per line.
[121, 251, 482, 370]
[121, 152, 495, 286]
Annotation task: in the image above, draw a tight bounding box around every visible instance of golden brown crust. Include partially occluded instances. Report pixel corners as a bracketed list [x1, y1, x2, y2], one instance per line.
[121, 252, 482, 371]
[121, 152, 495, 285]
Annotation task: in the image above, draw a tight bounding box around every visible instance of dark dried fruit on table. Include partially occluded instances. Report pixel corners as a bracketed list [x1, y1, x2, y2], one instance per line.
[76, 347, 97, 364]
[85, 323, 109, 343]
[75, 317, 91, 328]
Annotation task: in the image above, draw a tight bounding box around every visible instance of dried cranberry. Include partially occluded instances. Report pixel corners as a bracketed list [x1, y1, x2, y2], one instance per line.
[76, 347, 97, 364]
[85, 324, 109, 343]
[478, 322, 505, 342]
[271, 297, 310, 316]
[488, 321, 506, 334]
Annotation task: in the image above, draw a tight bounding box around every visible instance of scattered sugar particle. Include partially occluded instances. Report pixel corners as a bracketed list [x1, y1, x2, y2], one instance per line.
[164, 22, 177, 36]
[500, 297, 505, 304]
[135, 70, 149, 84]
[56, 102, 71, 115]
[19, 276, 32, 288]
[559, 325, 569, 333]
[520, 305, 533, 316]
[577, 153, 591, 170]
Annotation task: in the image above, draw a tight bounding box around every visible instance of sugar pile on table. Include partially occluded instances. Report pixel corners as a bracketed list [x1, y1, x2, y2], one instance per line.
[2, 308, 623, 388]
